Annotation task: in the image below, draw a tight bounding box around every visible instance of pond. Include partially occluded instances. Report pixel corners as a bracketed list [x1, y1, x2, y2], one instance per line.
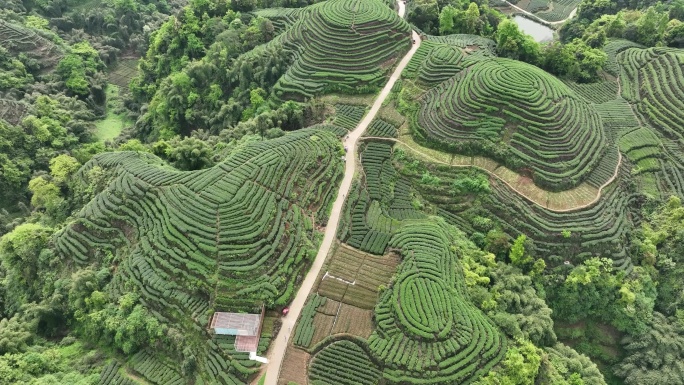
[513, 15, 554, 43]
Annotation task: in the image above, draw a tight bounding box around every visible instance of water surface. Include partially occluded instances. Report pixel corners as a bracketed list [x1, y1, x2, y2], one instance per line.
[513, 15, 554, 42]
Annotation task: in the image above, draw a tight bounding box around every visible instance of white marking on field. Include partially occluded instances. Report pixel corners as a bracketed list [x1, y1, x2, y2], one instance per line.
[250, 352, 269, 363]
[330, 299, 343, 332]
[322, 271, 355, 285]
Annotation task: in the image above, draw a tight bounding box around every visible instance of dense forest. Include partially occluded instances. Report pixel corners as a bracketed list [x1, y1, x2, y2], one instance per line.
[1, 0, 684, 384]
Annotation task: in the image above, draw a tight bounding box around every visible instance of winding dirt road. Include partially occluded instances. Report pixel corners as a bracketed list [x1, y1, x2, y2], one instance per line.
[499, 0, 577, 26]
[362, 136, 622, 213]
[260, 3, 418, 384]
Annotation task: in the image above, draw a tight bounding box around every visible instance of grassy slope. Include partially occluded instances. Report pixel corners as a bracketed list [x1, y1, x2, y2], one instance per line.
[95, 85, 128, 141]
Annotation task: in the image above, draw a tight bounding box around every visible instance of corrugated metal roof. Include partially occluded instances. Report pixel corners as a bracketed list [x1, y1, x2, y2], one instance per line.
[235, 335, 259, 352]
[210, 312, 260, 336]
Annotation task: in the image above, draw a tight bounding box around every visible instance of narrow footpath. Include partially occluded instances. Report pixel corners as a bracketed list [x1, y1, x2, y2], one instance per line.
[499, 0, 577, 26]
[261, 2, 419, 384]
[361, 136, 622, 213]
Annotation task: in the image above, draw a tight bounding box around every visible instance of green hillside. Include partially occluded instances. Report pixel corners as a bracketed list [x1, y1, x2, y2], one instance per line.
[5, 0, 684, 384]
[404, 49, 610, 190]
[268, 0, 412, 99]
[5, 129, 343, 384]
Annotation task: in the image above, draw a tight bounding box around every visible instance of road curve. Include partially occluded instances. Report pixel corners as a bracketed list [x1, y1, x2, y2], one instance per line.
[361, 136, 622, 213]
[499, 0, 577, 26]
[260, 5, 418, 385]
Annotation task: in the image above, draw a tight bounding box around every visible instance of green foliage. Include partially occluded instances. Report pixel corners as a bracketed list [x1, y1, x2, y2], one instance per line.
[0, 92, 96, 219]
[74, 292, 164, 355]
[614, 312, 684, 384]
[420, 171, 441, 185]
[0, 339, 102, 384]
[0, 315, 34, 355]
[28, 176, 65, 219]
[546, 258, 656, 335]
[0, 47, 32, 91]
[462, 253, 556, 346]
[635, 196, 684, 316]
[0, 223, 54, 304]
[413, 0, 503, 35]
[475, 338, 542, 385]
[537, 343, 607, 385]
[153, 136, 215, 170]
[49, 155, 80, 185]
[438, 2, 492, 36]
[485, 229, 512, 258]
[24, 15, 50, 30]
[563, 1, 684, 48]
[509, 235, 533, 268]
[451, 174, 490, 195]
[495, 19, 542, 65]
[242, 88, 267, 121]
[56, 42, 102, 96]
[110, 0, 139, 13]
[542, 39, 608, 82]
[117, 139, 149, 152]
[408, 0, 440, 34]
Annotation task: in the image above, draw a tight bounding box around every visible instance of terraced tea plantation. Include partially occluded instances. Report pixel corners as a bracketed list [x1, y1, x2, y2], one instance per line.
[406, 162, 638, 271]
[278, 30, 684, 385]
[278, 141, 506, 385]
[497, 0, 580, 22]
[52, 129, 343, 384]
[533, 0, 579, 22]
[608, 45, 684, 197]
[618, 47, 684, 140]
[107, 59, 140, 89]
[0, 19, 64, 71]
[258, 0, 412, 100]
[369, 220, 506, 383]
[309, 339, 382, 385]
[317, 244, 400, 308]
[11, 0, 684, 383]
[412, 56, 609, 190]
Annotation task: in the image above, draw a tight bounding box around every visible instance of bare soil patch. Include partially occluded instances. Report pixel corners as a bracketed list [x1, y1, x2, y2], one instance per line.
[278, 347, 310, 385]
[310, 313, 335, 347]
[331, 304, 374, 338]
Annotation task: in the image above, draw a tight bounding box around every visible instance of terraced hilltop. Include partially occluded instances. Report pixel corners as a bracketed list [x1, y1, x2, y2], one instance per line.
[410, 55, 609, 190]
[304, 219, 507, 385]
[618, 47, 684, 140]
[368, 220, 506, 383]
[53, 129, 343, 384]
[256, 0, 412, 100]
[281, 140, 508, 385]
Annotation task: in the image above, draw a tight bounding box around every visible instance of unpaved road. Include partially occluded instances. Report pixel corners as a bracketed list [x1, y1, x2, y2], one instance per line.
[362, 136, 622, 213]
[260, 3, 418, 384]
[500, 0, 577, 26]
